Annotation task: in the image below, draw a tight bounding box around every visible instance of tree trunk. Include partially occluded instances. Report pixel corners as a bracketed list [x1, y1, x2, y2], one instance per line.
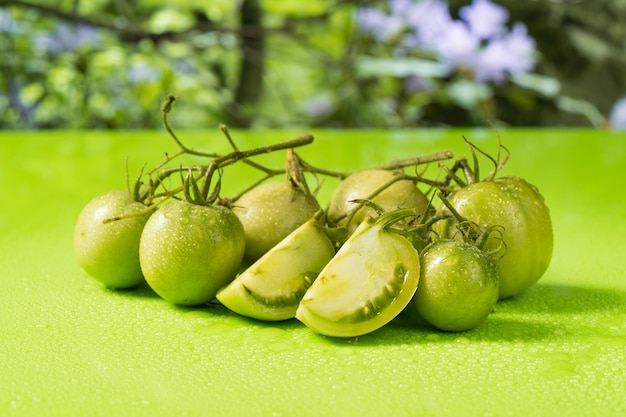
[223, 0, 265, 127]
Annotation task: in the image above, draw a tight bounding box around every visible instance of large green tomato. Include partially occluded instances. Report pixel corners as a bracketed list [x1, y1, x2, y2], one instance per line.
[327, 169, 429, 234]
[232, 181, 321, 264]
[74, 190, 152, 289]
[435, 176, 553, 299]
[139, 200, 245, 305]
[409, 239, 499, 331]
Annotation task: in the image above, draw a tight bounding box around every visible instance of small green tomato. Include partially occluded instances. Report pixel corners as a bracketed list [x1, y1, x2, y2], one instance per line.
[409, 239, 499, 332]
[139, 199, 245, 305]
[435, 176, 553, 299]
[74, 190, 152, 289]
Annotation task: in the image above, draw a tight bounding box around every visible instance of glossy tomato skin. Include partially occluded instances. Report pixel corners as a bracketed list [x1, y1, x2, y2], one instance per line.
[232, 181, 320, 264]
[436, 176, 553, 299]
[139, 200, 245, 305]
[409, 239, 499, 331]
[327, 169, 429, 234]
[74, 190, 152, 289]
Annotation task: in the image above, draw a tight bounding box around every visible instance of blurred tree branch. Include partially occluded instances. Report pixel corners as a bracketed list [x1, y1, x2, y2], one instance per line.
[0, 0, 269, 41]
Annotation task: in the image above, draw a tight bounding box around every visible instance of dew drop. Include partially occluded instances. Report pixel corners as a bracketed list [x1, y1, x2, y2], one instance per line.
[267, 341, 296, 352]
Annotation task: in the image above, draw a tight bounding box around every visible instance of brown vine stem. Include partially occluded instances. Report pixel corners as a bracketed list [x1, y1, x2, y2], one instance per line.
[219, 124, 284, 176]
[145, 133, 315, 204]
[297, 150, 455, 181]
[374, 150, 454, 171]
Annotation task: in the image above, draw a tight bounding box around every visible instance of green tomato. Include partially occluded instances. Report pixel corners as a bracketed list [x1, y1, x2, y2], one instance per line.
[74, 190, 152, 289]
[435, 176, 553, 299]
[139, 200, 245, 305]
[216, 216, 335, 321]
[232, 181, 321, 264]
[409, 239, 499, 332]
[327, 169, 429, 234]
[296, 209, 420, 338]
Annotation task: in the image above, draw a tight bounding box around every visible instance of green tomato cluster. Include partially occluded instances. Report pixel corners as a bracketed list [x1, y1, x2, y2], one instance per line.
[73, 132, 553, 338]
[73, 180, 320, 307]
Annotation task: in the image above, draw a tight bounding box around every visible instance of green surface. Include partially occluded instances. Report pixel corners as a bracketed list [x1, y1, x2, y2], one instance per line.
[1, 129, 625, 417]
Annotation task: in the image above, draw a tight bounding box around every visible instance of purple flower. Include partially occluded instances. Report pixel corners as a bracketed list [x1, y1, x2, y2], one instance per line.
[357, 8, 388, 34]
[303, 95, 335, 118]
[502, 23, 536, 74]
[357, 8, 404, 42]
[356, 0, 537, 83]
[128, 62, 161, 84]
[609, 97, 626, 129]
[473, 23, 535, 82]
[471, 39, 510, 82]
[459, 0, 509, 40]
[32, 23, 101, 53]
[431, 21, 480, 69]
[406, 0, 453, 50]
[390, 0, 413, 15]
[0, 9, 18, 33]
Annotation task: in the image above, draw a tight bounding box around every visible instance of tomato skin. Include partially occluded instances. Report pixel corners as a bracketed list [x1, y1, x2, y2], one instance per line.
[74, 190, 152, 289]
[410, 239, 499, 331]
[232, 181, 321, 264]
[139, 200, 245, 305]
[327, 169, 429, 234]
[436, 176, 553, 299]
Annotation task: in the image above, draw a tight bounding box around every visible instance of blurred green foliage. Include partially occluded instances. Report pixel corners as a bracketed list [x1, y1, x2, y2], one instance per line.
[0, 0, 625, 129]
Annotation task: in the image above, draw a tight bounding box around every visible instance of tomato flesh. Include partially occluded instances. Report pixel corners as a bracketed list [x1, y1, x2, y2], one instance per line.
[216, 217, 335, 321]
[296, 211, 420, 338]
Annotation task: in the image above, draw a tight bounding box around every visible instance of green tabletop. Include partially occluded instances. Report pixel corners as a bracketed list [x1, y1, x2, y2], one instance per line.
[1, 129, 625, 417]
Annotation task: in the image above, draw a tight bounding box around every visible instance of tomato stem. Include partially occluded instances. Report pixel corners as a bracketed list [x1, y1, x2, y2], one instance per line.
[374, 207, 418, 230]
[376, 151, 454, 171]
[335, 173, 411, 227]
[220, 124, 288, 176]
[475, 225, 508, 259]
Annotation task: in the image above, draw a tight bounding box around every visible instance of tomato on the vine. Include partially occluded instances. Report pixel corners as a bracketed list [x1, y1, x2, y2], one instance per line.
[74, 190, 153, 289]
[139, 199, 245, 305]
[435, 176, 553, 299]
[327, 169, 429, 234]
[408, 239, 499, 331]
[232, 181, 321, 264]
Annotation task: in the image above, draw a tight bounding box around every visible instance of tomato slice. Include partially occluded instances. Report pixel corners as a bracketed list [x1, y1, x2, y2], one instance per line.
[217, 217, 335, 321]
[296, 209, 420, 338]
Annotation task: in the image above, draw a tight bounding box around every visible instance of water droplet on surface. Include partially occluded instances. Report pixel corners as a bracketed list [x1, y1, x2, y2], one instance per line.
[454, 336, 471, 344]
[193, 323, 233, 336]
[584, 335, 626, 347]
[256, 327, 287, 339]
[425, 333, 440, 342]
[267, 342, 296, 352]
